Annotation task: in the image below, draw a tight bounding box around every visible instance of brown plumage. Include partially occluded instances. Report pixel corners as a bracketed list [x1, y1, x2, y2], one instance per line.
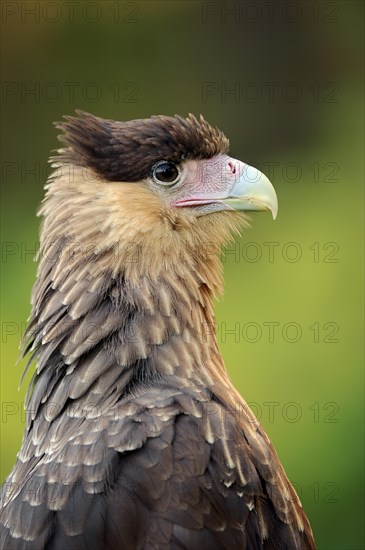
[0, 112, 315, 549]
[56, 112, 229, 181]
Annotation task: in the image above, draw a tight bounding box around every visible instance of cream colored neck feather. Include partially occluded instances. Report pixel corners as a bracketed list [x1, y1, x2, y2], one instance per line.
[31, 166, 246, 400]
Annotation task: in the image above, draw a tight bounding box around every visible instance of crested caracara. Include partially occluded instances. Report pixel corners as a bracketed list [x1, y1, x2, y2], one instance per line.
[0, 112, 315, 549]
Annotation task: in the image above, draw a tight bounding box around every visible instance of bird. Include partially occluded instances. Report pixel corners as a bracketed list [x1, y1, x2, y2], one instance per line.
[0, 112, 315, 549]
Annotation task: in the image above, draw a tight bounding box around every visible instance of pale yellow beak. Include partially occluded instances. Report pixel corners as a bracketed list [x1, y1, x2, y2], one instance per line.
[222, 162, 278, 219]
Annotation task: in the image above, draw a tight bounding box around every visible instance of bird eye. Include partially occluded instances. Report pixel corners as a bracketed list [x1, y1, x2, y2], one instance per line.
[152, 161, 180, 186]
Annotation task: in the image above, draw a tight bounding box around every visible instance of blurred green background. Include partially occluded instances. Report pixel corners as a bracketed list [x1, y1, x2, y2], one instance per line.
[1, 1, 363, 548]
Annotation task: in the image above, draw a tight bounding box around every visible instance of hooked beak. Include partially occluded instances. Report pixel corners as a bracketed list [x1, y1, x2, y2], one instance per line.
[223, 162, 278, 219]
[174, 157, 278, 219]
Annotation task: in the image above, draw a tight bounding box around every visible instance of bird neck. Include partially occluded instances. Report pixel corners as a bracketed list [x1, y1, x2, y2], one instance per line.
[25, 167, 245, 415]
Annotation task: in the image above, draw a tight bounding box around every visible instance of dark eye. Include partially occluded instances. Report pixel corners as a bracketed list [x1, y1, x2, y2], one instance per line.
[152, 161, 180, 186]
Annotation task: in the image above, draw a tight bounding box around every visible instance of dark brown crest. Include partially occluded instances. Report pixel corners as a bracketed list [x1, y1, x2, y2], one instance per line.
[54, 111, 230, 182]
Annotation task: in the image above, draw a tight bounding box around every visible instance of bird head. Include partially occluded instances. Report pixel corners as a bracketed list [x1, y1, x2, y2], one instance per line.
[48, 112, 277, 280]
